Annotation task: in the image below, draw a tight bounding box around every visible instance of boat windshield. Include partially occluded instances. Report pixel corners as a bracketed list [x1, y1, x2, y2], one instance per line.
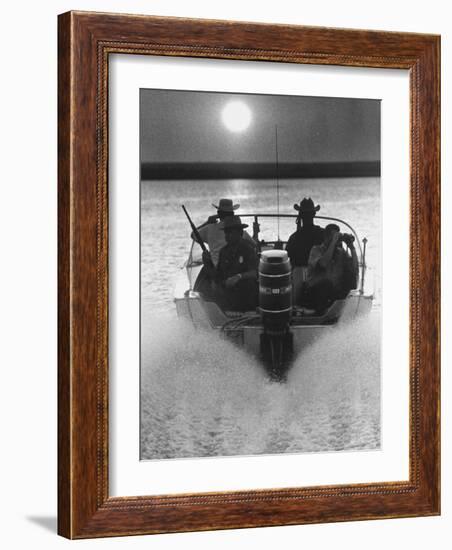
[188, 213, 365, 266]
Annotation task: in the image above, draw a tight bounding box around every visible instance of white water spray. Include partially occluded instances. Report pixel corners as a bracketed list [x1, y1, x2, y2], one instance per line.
[141, 312, 380, 460]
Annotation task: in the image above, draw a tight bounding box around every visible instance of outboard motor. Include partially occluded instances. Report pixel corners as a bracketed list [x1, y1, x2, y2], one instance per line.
[258, 250, 293, 380]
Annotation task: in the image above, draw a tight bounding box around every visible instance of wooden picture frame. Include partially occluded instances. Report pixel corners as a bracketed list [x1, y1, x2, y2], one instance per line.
[58, 11, 440, 539]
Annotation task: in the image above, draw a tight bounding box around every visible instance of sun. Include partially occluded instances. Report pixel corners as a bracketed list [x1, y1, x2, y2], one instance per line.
[221, 101, 252, 132]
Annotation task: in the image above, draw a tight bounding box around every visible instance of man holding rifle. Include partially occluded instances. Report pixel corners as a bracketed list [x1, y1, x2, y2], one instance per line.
[183, 205, 258, 311]
[191, 198, 255, 266]
[206, 216, 258, 311]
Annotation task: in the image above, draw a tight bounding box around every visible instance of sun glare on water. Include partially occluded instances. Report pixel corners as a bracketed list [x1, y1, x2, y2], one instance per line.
[221, 100, 252, 132]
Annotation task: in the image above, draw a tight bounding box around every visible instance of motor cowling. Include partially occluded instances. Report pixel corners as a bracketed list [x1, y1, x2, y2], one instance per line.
[258, 250, 292, 333]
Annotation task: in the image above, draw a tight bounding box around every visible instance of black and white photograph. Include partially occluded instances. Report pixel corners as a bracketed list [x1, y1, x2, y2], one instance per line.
[1, 0, 445, 545]
[140, 88, 381, 461]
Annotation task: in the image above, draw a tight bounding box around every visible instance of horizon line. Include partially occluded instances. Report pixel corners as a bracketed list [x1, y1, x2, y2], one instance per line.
[141, 160, 380, 180]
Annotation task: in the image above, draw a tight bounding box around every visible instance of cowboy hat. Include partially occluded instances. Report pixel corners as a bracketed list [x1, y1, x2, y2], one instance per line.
[212, 198, 240, 212]
[293, 197, 320, 214]
[219, 215, 249, 231]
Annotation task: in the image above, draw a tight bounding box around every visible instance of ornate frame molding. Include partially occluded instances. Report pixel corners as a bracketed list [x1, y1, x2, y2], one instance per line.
[58, 11, 440, 538]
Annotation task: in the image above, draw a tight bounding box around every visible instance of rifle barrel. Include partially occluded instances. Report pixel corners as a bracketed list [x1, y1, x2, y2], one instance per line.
[182, 205, 208, 253]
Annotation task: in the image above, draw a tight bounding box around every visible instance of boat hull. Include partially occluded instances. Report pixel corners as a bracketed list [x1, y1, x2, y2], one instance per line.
[173, 228, 374, 378]
[175, 290, 373, 361]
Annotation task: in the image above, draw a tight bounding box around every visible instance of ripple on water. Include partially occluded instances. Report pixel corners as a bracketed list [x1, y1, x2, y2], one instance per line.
[140, 312, 381, 460]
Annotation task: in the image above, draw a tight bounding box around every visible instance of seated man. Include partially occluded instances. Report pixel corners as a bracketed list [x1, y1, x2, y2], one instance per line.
[301, 223, 358, 312]
[285, 198, 324, 301]
[192, 198, 255, 267]
[202, 216, 258, 312]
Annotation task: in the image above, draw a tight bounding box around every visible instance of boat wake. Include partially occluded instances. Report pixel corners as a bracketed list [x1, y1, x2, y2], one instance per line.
[140, 311, 380, 460]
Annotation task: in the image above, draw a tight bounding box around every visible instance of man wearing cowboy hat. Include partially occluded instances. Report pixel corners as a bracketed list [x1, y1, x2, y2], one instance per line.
[192, 198, 255, 267]
[203, 215, 258, 311]
[285, 198, 325, 303]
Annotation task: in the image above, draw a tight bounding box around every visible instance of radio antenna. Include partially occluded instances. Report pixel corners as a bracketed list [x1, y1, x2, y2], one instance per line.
[275, 125, 281, 241]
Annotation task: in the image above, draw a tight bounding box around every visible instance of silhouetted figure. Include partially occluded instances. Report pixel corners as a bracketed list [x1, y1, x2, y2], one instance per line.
[202, 216, 258, 311]
[285, 198, 324, 303]
[192, 198, 254, 266]
[302, 223, 358, 312]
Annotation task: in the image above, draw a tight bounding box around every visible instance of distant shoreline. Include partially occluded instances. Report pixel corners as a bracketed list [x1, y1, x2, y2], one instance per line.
[141, 161, 380, 180]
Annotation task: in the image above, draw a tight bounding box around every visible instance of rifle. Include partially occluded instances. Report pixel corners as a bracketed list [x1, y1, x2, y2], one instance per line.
[181, 205, 207, 251]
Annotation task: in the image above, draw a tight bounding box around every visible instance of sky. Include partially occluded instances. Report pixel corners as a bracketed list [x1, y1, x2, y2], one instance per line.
[140, 89, 380, 165]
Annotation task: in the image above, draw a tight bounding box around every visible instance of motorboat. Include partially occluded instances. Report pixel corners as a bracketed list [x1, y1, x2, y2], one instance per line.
[174, 213, 373, 380]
